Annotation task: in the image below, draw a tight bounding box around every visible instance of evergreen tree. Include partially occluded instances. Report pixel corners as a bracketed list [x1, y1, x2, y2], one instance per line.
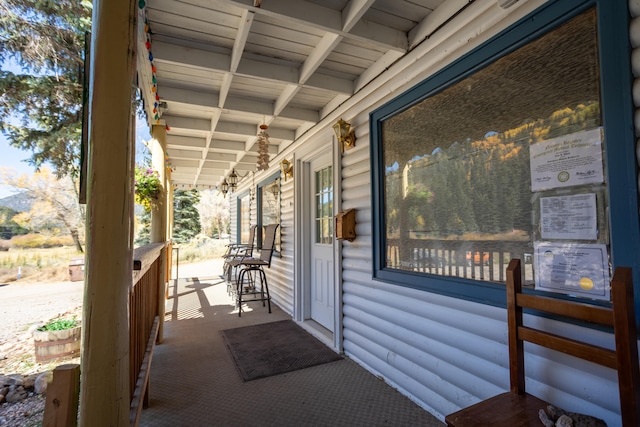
[134, 207, 151, 246]
[173, 189, 201, 243]
[0, 0, 92, 177]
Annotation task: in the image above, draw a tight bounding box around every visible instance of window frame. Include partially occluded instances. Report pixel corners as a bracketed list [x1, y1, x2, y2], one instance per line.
[257, 172, 281, 250]
[370, 0, 638, 309]
[236, 191, 251, 244]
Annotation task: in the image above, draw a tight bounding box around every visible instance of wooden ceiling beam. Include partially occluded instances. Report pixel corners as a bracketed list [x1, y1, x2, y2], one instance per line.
[217, 0, 407, 51]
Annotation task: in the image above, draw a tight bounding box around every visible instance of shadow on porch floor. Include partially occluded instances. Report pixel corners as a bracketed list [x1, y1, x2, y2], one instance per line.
[139, 260, 445, 426]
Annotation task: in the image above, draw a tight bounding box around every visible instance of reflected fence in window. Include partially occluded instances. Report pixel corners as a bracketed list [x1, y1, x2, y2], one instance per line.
[386, 239, 534, 284]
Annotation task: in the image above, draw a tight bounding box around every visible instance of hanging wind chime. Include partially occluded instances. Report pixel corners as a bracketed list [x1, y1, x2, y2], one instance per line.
[256, 123, 270, 171]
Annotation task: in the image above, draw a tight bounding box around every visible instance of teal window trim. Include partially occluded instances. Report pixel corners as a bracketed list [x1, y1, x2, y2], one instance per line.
[235, 191, 250, 244]
[257, 172, 280, 249]
[370, 0, 639, 317]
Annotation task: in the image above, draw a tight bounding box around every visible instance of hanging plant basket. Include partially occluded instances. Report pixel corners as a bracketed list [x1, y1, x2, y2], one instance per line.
[134, 166, 162, 210]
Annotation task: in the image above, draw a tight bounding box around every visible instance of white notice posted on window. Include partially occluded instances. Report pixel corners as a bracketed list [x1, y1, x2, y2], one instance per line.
[540, 193, 597, 240]
[534, 242, 609, 300]
[530, 128, 604, 192]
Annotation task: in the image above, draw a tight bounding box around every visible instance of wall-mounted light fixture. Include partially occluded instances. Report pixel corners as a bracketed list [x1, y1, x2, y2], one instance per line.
[228, 168, 239, 191]
[220, 178, 229, 197]
[280, 159, 293, 181]
[333, 118, 356, 153]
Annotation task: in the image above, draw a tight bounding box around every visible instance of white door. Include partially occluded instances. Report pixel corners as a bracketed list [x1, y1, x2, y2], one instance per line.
[308, 154, 335, 331]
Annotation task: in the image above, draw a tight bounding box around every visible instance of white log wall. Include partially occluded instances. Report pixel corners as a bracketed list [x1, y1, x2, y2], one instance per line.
[229, 1, 638, 425]
[269, 173, 295, 315]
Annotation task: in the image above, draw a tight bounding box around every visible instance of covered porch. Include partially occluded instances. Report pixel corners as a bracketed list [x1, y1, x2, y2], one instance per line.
[79, 0, 640, 425]
[138, 259, 443, 426]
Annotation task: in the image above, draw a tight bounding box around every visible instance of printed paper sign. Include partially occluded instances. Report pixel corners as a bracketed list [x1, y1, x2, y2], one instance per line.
[534, 242, 609, 300]
[540, 193, 597, 240]
[530, 128, 604, 191]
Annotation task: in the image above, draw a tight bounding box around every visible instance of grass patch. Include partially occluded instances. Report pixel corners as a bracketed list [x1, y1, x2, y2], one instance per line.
[173, 236, 228, 264]
[0, 246, 82, 283]
[0, 237, 228, 284]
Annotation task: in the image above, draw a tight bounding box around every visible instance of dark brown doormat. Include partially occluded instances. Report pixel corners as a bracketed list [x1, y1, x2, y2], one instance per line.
[221, 320, 342, 381]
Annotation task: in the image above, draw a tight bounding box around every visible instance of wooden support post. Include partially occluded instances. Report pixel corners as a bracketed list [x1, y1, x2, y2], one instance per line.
[43, 364, 81, 427]
[80, 0, 136, 425]
[150, 124, 167, 245]
[166, 164, 173, 241]
[150, 125, 168, 343]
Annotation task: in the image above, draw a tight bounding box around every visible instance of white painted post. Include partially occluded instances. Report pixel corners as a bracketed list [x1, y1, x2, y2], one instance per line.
[150, 124, 167, 244]
[150, 125, 168, 343]
[80, 0, 136, 425]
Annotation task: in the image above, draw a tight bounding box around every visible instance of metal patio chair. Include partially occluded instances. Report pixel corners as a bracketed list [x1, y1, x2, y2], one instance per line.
[222, 225, 256, 293]
[235, 223, 279, 316]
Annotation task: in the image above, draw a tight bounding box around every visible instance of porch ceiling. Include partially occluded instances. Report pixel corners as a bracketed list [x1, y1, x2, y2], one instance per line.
[136, 0, 451, 190]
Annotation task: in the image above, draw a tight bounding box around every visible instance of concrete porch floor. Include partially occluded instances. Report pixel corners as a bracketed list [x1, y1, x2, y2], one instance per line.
[139, 259, 445, 427]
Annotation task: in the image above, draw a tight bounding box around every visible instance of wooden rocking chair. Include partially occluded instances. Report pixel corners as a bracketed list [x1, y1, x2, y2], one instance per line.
[446, 258, 640, 426]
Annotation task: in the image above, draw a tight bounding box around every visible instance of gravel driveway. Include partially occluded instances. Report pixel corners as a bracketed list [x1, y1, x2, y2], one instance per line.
[0, 258, 222, 346]
[0, 260, 221, 426]
[0, 280, 85, 346]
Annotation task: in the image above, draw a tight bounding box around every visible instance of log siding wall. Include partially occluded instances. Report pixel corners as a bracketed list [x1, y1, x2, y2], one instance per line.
[228, 2, 638, 425]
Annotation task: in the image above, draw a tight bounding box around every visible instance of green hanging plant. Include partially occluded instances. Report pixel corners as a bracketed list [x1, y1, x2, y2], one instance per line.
[134, 165, 162, 210]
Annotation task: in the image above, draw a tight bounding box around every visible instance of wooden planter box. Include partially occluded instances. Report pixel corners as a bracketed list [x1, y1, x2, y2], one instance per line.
[33, 326, 81, 363]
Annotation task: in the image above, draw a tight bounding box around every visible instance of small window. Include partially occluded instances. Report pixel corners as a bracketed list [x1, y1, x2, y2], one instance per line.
[237, 192, 251, 244]
[315, 165, 333, 245]
[257, 175, 281, 250]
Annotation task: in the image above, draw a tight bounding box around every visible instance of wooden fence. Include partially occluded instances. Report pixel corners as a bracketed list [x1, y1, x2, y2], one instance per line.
[129, 242, 165, 425]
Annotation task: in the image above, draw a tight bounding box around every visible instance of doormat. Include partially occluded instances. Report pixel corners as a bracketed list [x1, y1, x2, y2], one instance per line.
[221, 320, 342, 381]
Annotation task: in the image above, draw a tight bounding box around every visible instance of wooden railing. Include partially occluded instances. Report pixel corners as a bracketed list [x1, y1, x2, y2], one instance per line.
[129, 242, 166, 426]
[42, 242, 168, 427]
[386, 238, 535, 284]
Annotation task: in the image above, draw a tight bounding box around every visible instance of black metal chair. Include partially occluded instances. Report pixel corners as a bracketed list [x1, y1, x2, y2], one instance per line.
[235, 224, 279, 316]
[222, 225, 256, 293]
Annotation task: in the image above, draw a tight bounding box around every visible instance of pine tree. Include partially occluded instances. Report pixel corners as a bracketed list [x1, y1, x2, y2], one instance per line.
[0, 0, 92, 177]
[134, 207, 151, 246]
[173, 189, 201, 243]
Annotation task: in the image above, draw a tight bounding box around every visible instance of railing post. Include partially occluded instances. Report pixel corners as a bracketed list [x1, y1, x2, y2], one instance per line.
[43, 364, 80, 427]
[157, 246, 166, 343]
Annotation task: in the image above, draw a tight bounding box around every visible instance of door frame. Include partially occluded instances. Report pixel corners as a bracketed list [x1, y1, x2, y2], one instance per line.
[294, 136, 343, 352]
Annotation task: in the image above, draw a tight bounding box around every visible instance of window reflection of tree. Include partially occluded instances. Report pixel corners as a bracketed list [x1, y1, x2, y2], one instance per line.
[259, 178, 281, 250]
[381, 9, 604, 281]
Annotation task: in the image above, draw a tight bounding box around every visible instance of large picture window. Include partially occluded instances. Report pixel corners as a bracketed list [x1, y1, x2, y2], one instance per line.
[370, 0, 637, 306]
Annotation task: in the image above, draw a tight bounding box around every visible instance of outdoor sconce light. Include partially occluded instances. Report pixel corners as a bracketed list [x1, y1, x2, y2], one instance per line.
[228, 168, 238, 192]
[280, 159, 293, 181]
[220, 179, 229, 197]
[333, 118, 356, 153]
